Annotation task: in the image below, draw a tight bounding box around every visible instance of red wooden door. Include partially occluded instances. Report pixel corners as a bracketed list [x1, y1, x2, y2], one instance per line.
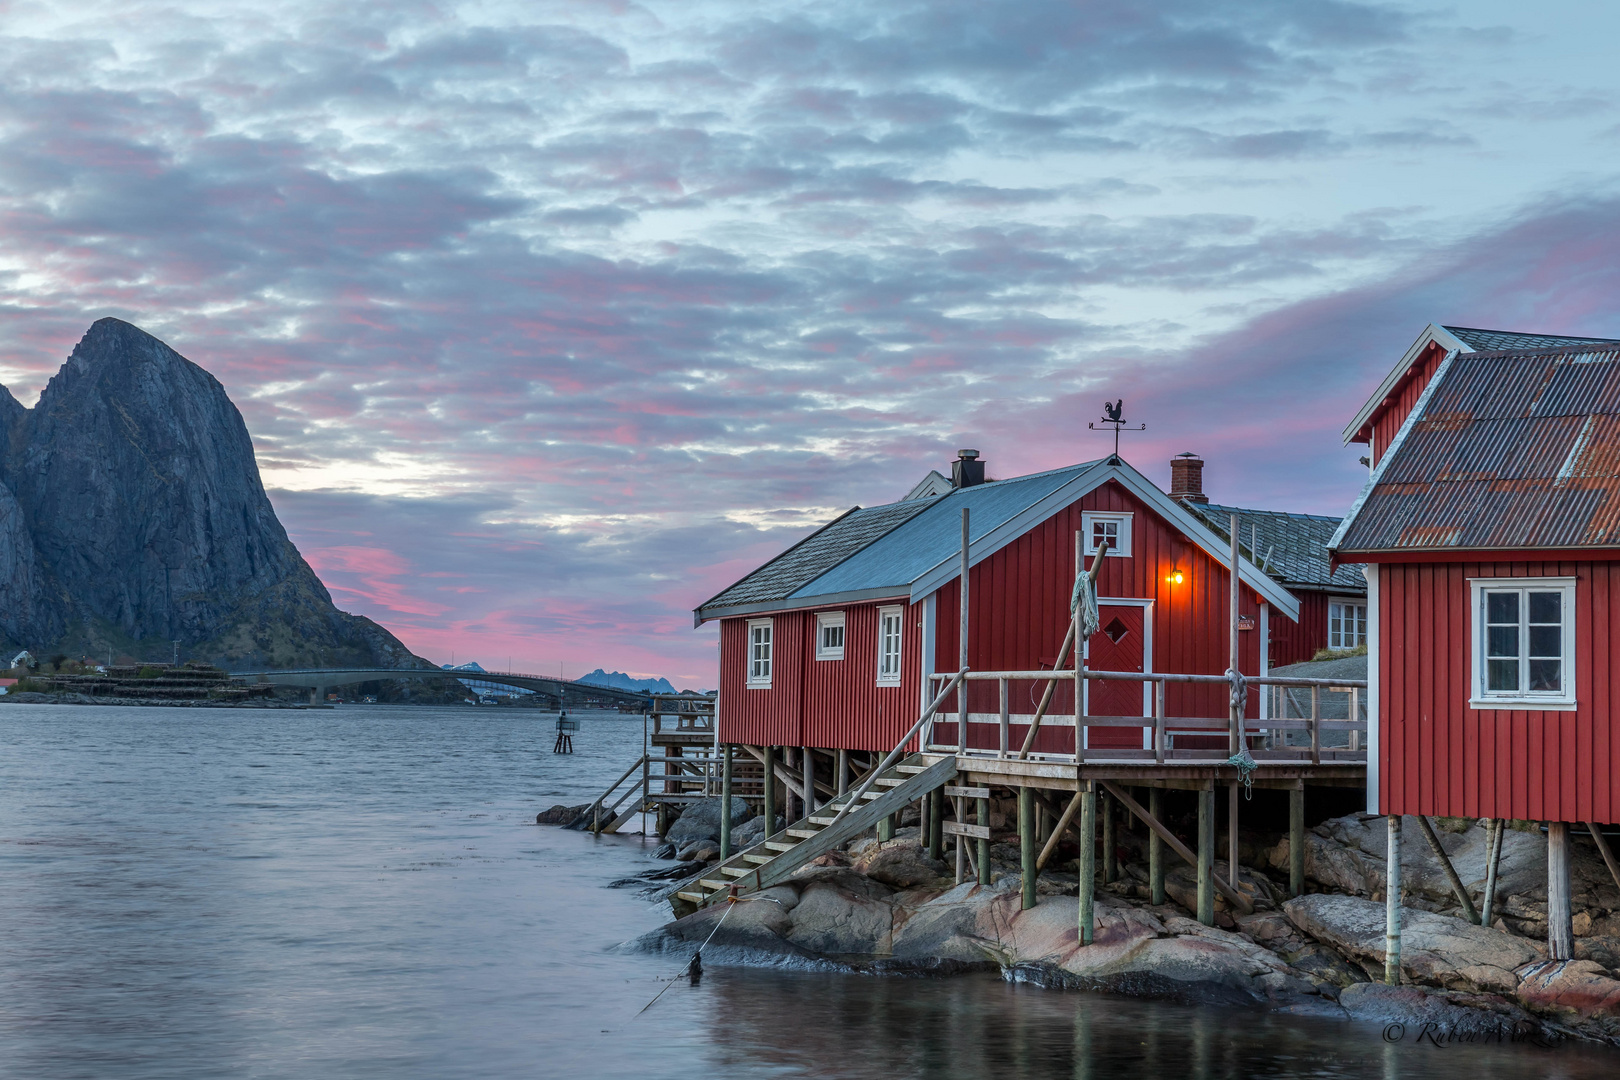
[1087, 605, 1147, 750]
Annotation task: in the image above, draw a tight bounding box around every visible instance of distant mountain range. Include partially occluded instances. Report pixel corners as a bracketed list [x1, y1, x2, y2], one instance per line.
[577, 668, 677, 694]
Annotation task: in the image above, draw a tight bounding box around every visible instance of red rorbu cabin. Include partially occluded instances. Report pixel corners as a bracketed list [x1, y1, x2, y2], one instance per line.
[1331, 326, 1620, 828]
[695, 451, 1308, 772]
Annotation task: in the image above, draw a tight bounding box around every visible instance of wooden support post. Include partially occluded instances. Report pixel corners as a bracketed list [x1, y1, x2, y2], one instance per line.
[801, 746, 816, 814]
[763, 746, 777, 839]
[1153, 681, 1165, 764]
[1079, 784, 1096, 945]
[978, 796, 992, 886]
[1386, 814, 1402, 984]
[959, 507, 970, 752]
[1036, 789, 1084, 871]
[1197, 786, 1215, 926]
[1587, 822, 1620, 900]
[1480, 818, 1503, 927]
[1289, 786, 1305, 900]
[719, 744, 733, 860]
[998, 678, 1009, 758]
[929, 788, 944, 861]
[836, 748, 849, 796]
[1310, 685, 1320, 765]
[1416, 814, 1479, 924]
[1019, 786, 1037, 910]
[1102, 787, 1116, 884]
[1075, 530, 1086, 764]
[955, 792, 967, 884]
[1549, 821, 1573, 961]
[1228, 782, 1240, 884]
[877, 813, 894, 842]
[1149, 787, 1165, 905]
[1229, 512, 1241, 757]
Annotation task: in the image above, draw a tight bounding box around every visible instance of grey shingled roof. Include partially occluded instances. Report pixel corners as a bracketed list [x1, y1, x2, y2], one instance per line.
[1443, 326, 1620, 353]
[698, 499, 933, 612]
[1188, 502, 1365, 594]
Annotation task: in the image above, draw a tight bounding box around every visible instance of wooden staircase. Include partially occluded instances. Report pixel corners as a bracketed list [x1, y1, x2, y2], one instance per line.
[673, 753, 957, 912]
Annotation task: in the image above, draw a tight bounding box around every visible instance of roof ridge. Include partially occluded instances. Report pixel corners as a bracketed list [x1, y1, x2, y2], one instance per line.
[1441, 325, 1620, 345]
[1450, 341, 1620, 361]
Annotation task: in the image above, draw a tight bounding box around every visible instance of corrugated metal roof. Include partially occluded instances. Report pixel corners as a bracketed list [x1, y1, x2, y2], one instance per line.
[790, 462, 1101, 600]
[1442, 326, 1620, 353]
[1187, 503, 1365, 593]
[698, 499, 933, 612]
[1335, 343, 1620, 554]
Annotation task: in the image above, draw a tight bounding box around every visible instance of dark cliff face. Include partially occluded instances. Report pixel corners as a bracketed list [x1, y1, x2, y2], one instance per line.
[0, 318, 424, 668]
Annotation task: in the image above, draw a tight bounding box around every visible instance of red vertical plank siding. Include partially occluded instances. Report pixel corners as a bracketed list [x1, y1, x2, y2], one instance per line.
[715, 611, 808, 747]
[800, 599, 923, 753]
[1380, 558, 1620, 824]
[1370, 342, 1448, 465]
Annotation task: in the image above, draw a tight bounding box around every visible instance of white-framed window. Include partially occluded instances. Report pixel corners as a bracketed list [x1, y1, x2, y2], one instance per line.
[876, 606, 903, 684]
[1469, 578, 1576, 709]
[747, 619, 773, 688]
[815, 611, 846, 660]
[1081, 512, 1132, 557]
[1328, 600, 1368, 649]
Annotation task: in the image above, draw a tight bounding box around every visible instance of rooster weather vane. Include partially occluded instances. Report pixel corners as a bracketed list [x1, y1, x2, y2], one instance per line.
[1089, 399, 1145, 463]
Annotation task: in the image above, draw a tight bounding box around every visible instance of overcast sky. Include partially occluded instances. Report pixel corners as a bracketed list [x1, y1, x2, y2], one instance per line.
[3, 1, 1619, 686]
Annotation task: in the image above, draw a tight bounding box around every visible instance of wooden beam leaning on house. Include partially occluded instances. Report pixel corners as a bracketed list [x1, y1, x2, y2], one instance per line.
[1099, 780, 1254, 916]
[1588, 822, 1620, 900]
[1016, 538, 1109, 760]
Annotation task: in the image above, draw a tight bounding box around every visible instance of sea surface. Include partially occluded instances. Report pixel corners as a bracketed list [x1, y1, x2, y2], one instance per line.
[0, 702, 1615, 1079]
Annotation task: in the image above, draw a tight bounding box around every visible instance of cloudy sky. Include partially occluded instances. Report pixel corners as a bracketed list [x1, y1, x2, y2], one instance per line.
[3, 1, 1619, 686]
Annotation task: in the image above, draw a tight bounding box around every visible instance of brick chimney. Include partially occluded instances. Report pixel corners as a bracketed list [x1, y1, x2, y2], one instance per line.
[1170, 452, 1207, 503]
[951, 449, 985, 489]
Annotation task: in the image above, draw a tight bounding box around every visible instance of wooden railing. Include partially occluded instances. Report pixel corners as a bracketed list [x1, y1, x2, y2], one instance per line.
[925, 667, 1368, 765]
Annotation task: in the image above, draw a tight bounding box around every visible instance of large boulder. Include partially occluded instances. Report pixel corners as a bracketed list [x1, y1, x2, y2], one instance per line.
[666, 797, 753, 847]
[1338, 983, 1539, 1039]
[1284, 893, 1542, 992]
[853, 838, 951, 890]
[782, 871, 898, 958]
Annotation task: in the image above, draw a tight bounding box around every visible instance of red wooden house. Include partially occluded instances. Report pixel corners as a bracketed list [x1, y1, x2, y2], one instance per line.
[1331, 326, 1620, 828]
[695, 452, 1304, 765]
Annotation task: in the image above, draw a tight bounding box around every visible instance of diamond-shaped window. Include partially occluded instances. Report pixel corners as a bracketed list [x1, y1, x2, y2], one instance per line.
[1103, 616, 1130, 644]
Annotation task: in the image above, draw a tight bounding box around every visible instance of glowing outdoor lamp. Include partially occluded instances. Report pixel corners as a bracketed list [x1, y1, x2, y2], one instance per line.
[1166, 568, 1184, 585]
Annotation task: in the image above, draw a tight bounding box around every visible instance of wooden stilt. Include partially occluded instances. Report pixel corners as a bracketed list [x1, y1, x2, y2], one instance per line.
[1548, 821, 1573, 960]
[1197, 786, 1215, 926]
[1019, 786, 1037, 910]
[719, 744, 733, 860]
[1386, 814, 1402, 984]
[1227, 781, 1240, 883]
[762, 746, 777, 839]
[877, 813, 894, 842]
[836, 748, 849, 796]
[1289, 785, 1305, 900]
[955, 792, 966, 884]
[929, 788, 944, 860]
[1480, 818, 1503, 927]
[1416, 814, 1479, 923]
[1079, 784, 1096, 944]
[802, 746, 816, 814]
[1149, 787, 1165, 905]
[1102, 788, 1116, 884]
[977, 796, 992, 885]
[1588, 822, 1620, 900]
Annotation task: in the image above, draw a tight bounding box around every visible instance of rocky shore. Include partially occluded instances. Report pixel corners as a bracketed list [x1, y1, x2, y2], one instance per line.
[565, 801, 1620, 1046]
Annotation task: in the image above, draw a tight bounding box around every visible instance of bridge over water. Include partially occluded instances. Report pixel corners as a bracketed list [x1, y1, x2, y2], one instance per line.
[229, 667, 653, 707]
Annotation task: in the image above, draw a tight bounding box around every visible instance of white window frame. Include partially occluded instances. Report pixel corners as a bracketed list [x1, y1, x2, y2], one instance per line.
[746, 618, 773, 689]
[876, 606, 903, 685]
[815, 611, 846, 661]
[1468, 577, 1576, 710]
[1081, 512, 1132, 557]
[1328, 599, 1368, 650]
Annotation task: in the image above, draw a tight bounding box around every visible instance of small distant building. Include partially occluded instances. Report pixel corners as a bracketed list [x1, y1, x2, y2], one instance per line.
[10, 650, 32, 669]
[1331, 325, 1620, 825]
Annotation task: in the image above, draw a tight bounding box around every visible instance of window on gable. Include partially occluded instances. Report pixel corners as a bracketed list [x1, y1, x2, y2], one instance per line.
[816, 612, 845, 661]
[876, 606, 903, 684]
[1081, 512, 1132, 557]
[747, 619, 773, 688]
[1470, 578, 1575, 708]
[1328, 601, 1368, 649]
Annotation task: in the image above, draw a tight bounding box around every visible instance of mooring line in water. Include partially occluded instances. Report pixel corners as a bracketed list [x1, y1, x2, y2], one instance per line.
[633, 894, 780, 1018]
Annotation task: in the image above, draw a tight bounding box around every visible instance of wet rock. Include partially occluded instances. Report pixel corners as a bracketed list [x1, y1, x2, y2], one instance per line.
[653, 841, 677, 859]
[535, 803, 589, 825]
[783, 878, 897, 957]
[853, 839, 951, 890]
[1338, 983, 1542, 1039]
[729, 814, 783, 851]
[666, 797, 753, 847]
[1284, 893, 1542, 991]
[677, 840, 721, 862]
[1516, 959, 1620, 1029]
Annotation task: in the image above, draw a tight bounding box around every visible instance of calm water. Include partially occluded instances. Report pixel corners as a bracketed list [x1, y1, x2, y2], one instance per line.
[0, 703, 1614, 1079]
